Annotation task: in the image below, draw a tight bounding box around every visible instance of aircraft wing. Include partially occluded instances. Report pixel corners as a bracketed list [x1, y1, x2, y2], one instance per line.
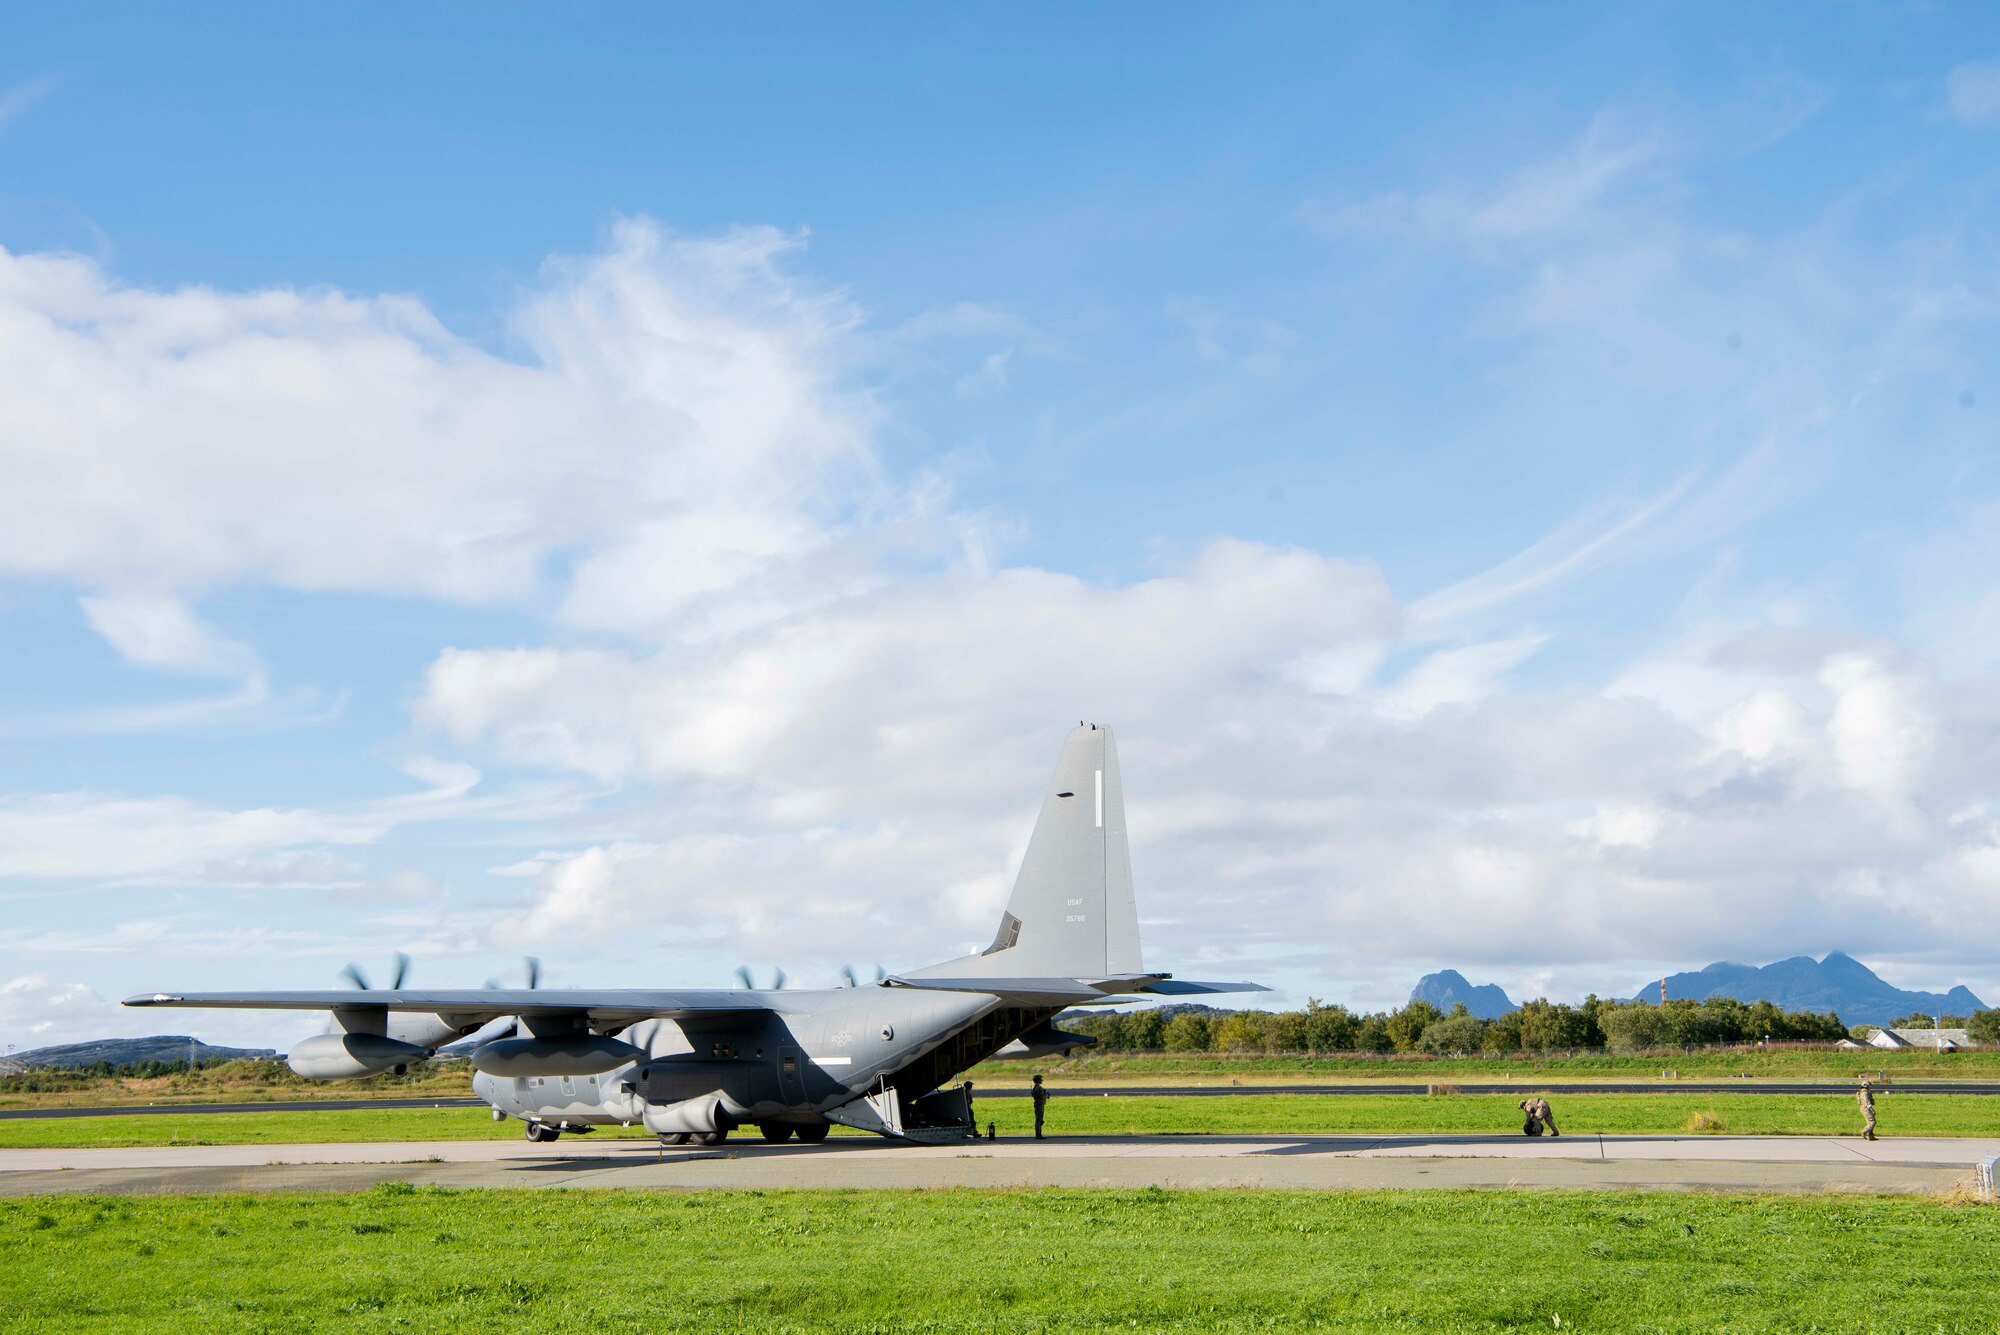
[123, 988, 785, 1029]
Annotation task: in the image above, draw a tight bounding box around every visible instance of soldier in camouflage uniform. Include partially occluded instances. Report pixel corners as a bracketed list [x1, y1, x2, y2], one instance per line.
[1857, 1079, 1877, 1141]
[1517, 1096, 1560, 1136]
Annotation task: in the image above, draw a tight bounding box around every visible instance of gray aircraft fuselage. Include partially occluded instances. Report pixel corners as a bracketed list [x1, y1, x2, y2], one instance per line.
[474, 988, 1052, 1135]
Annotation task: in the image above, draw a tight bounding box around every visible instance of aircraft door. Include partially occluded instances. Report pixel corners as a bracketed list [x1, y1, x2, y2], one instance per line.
[778, 1047, 805, 1105]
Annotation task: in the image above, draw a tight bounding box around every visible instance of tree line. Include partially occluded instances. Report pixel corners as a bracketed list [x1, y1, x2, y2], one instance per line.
[1059, 995, 1931, 1055]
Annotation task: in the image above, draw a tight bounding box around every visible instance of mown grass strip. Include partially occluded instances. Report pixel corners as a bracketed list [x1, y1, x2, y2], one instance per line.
[3, 1186, 1996, 1332]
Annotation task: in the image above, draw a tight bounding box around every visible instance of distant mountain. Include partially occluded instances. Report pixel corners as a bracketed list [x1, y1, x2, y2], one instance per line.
[1629, 953, 1987, 1026]
[10, 1036, 276, 1070]
[1410, 970, 1516, 1020]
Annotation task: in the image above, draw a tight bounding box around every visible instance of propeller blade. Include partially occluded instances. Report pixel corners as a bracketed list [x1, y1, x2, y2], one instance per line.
[771, 969, 787, 991]
[840, 965, 858, 989]
[874, 965, 888, 982]
[735, 966, 754, 990]
[525, 957, 542, 989]
[389, 952, 411, 990]
[340, 963, 370, 990]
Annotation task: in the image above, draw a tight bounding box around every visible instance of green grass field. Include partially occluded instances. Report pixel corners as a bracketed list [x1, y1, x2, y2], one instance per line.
[8, 1048, 1997, 1112]
[4, 1091, 1994, 1148]
[4, 1186, 1995, 1332]
[983, 1047, 2000, 1083]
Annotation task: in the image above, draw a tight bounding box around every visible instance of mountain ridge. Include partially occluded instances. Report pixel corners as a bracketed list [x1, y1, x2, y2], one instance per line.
[1627, 952, 1985, 1026]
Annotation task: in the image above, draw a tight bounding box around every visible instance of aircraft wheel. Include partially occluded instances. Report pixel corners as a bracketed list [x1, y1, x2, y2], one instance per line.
[759, 1124, 795, 1143]
[525, 1123, 559, 1143]
[794, 1123, 830, 1144]
[693, 1129, 728, 1147]
[658, 1132, 691, 1146]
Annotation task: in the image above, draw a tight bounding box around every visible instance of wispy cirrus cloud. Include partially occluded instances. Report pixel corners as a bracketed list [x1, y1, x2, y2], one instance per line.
[1946, 59, 2000, 130]
[0, 72, 59, 135]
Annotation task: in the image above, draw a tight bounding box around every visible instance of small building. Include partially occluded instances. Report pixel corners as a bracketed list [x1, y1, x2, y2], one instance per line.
[1868, 1028, 1972, 1051]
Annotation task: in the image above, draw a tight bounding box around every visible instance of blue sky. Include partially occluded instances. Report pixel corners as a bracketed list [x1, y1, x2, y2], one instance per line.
[5, 5, 2000, 1047]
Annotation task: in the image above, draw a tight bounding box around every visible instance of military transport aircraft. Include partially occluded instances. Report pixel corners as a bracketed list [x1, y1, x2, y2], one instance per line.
[125, 725, 1265, 1145]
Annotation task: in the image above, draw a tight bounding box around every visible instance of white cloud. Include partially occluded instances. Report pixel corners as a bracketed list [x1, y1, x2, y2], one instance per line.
[408, 520, 2000, 1006]
[421, 539, 1398, 810]
[80, 592, 259, 679]
[0, 794, 391, 881]
[1947, 60, 2000, 130]
[0, 221, 879, 635]
[1378, 635, 1548, 718]
[1322, 120, 1656, 244]
[0, 973, 129, 1048]
[0, 758, 525, 884]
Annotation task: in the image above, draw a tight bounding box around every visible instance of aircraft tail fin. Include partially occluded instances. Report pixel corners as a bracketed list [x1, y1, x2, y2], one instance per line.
[914, 724, 1144, 982]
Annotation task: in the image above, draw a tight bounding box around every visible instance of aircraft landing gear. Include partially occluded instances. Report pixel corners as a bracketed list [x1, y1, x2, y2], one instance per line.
[759, 1124, 795, 1143]
[658, 1132, 691, 1146]
[693, 1129, 728, 1147]
[794, 1123, 830, 1144]
[524, 1122, 560, 1143]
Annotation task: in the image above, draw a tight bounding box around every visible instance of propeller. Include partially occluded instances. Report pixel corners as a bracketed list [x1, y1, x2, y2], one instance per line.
[840, 965, 889, 988]
[734, 967, 787, 990]
[466, 957, 545, 1051]
[483, 957, 543, 992]
[340, 952, 411, 991]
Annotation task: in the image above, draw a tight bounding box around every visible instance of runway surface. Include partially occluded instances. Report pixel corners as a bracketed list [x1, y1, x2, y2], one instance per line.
[7, 1079, 1996, 1120]
[5, 1133, 1995, 1197]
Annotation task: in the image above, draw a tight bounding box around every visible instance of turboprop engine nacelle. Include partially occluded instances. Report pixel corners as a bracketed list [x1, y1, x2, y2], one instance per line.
[470, 1035, 646, 1078]
[641, 1091, 738, 1136]
[287, 1032, 430, 1080]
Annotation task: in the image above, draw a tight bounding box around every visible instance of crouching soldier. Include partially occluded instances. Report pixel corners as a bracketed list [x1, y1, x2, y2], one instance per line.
[1518, 1096, 1560, 1137]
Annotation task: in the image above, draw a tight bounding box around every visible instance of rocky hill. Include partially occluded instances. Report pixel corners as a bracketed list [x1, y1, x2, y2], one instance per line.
[9, 1036, 276, 1070]
[1409, 969, 1516, 1020]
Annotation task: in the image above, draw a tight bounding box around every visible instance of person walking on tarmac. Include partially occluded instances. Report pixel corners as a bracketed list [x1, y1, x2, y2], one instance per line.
[1858, 1079, 1877, 1141]
[1031, 1074, 1050, 1139]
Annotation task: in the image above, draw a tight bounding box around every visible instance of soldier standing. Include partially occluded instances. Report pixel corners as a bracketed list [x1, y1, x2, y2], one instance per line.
[1031, 1073, 1050, 1139]
[1857, 1079, 1877, 1141]
[962, 1080, 978, 1139]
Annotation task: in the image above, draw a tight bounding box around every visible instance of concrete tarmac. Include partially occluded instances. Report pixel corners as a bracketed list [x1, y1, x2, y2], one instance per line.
[5, 1133, 1995, 1197]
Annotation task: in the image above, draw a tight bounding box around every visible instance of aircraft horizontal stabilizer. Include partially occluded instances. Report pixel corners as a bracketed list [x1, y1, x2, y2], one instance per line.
[881, 974, 1270, 1002]
[881, 976, 1109, 1004]
[1137, 979, 1272, 995]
